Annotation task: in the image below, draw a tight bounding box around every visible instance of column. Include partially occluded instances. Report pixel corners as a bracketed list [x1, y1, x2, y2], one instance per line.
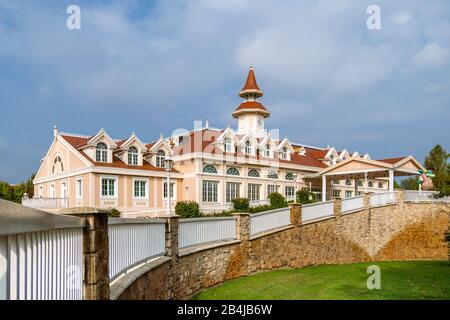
[389, 169, 394, 193]
[322, 175, 327, 202]
[354, 178, 358, 196]
[364, 172, 368, 193]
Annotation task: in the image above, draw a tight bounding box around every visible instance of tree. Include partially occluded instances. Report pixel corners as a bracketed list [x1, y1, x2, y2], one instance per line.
[0, 173, 36, 203]
[424, 144, 449, 191]
[399, 177, 418, 190]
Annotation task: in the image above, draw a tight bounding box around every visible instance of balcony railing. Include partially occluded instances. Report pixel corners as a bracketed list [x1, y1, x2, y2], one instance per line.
[21, 198, 69, 210]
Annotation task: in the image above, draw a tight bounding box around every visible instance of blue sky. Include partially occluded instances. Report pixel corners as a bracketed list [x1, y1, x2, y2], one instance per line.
[0, 0, 449, 183]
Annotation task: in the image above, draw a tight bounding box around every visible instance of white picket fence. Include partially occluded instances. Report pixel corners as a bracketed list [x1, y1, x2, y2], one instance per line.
[179, 217, 237, 249]
[0, 200, 85, 300]
[341, 195, 364, 213]
[108, 219, 166, 280]
[250, 207, 291, 236]
[404, 190, 450, 203]
[369, 192, 397, 207]
[302, 201, 334, 224]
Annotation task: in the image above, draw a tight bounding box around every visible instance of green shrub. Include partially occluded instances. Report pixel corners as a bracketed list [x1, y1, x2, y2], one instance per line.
[106, 207, 121, 218]
[175, 201, 202, 218]
[268, 192, 288, 209]
[232, 198, 250, 212]
[296, 190, 315, 204]
[249, 204, 273, 214]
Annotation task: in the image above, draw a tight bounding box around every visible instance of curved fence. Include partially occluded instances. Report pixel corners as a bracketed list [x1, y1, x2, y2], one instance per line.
[369, 192, 397, 207]
[341, 195, 364, 213]
[179, 217, 237, 249]
[302, 201, 334, 224]
[108, 219, 166, 280]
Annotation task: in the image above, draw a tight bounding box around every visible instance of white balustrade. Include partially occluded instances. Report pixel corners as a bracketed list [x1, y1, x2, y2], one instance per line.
[179, 217, 237, 248]
[404, 190, 450, 202]
[369, 192, 397, 207]
[22, 198, 69, 210]
[250, 207, 291, 236]
[341, 196, 364, 213]
[302, 201, 334, 224]
[120, 209, 171, 219]
[2, 228, 83, 300]
[108, 219, 166, 280]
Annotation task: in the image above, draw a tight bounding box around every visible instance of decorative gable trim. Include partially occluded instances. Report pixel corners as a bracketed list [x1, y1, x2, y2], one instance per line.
[85, 128, 117, 148]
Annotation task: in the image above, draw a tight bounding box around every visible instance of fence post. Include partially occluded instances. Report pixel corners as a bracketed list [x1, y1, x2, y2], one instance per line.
[64, 207, 110, 300]
[233, 213, 250, 241]
[165, 214, 179, 300]
[289, 203, 302, 226]
[363, 193, 371, 209]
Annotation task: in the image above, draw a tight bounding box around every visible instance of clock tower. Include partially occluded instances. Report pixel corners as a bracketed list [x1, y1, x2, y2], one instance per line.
[232, 66, 270, 137]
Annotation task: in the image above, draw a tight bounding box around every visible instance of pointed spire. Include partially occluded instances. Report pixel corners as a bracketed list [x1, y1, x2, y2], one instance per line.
[239, 65, 263, 98]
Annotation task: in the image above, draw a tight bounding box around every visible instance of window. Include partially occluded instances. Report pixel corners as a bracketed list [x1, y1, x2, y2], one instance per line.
[202, 181, 218, 202]
[357, 180, 363, 187]
[245, 141, 252, 155]
[96, 143, 108, 162]
[203, 165, 218, 174]
[49, 184, 55, 198]
[224, 138, 233, 153]
[38, 186, 43, 197]
[248, 184, 260, 201]
[333, 180, 340, 185]
[264, 144, 271, 157]
[281, 147, 288, 160]
[285, 173, 295, 181]
[285, 186, 295, 197]
[156, 150, 165, 168]
[345, 190, 353, 198]
[101, 178, 116, 197]
[226, 182, 240, 203]
[248, 169, 260, 178]
[332, 189, 341, 198]
[268, 171, 278, 179]
[345, 180, 352, 186]
[368, 181, 374, 188]
[267, 185, 279, 197]
[76, 179, 83, 199]
[378, 182, 383, 189]
[134, 180, 147, 198]
[60, 182, 67, 199]
[52, 156, 64, 174]
[128, 146, 138, 165]
[226, 167, 240, 176]
[299, 147, 306, 156]
[163, 182, 175, 199]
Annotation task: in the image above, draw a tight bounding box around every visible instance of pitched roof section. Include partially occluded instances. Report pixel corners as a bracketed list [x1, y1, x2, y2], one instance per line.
[240, 66, 263, 97]
[377, 157, 407, 164]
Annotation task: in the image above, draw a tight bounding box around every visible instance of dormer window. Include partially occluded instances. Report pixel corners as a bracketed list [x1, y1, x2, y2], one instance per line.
[264, 144, 271, 157]
[281, 147, 288, 160]
[245, 141, 252, 155]
[299, 147, 306, 156]
[224, 138, 233, 153]
[156, 150, 166, 168]
[96, 143, 108, 162]
[128, 146, 138, 165]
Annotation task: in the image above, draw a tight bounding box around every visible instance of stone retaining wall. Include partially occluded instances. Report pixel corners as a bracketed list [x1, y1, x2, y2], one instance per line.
[116, 191, 449, 300]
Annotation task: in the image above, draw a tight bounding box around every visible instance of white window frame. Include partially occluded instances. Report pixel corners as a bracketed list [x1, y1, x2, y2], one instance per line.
[226, 182, 241, 203]
[248, 184, 261, 201]
[285, 186, 295, 197]
[332, 189, 341, 198]
[224, 138, 233, 153]
[60, 181, 68, 199]
[38, 185, 43, 197]
[75, 178, 83, 199]
[345, 190, 353, 199]
[133, 178, 149, 199]
[163, 181, 177, 200]
[49, 184, 55, 198]
[202, 180, 218, 203]
[96, 143, 108, 162]
[100, 176, 118, 199]
[267, 185, 279, 197]
[128, 147, 139, 166]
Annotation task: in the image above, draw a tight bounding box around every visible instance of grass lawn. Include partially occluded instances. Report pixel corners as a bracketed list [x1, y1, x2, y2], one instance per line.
[192, 261, 450, 300]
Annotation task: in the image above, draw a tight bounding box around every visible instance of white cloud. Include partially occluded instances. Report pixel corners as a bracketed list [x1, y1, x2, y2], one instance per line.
[412, 43, 449, 67]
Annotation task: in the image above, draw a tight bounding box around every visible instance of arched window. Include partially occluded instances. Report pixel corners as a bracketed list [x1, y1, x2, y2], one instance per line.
[203, 165, 218, 174]
[268, 171, 278, 179]
[368, 181, 374, 188]
[227, 167, 240, 176]
[345, 179, 352, 186]
[224, 138, 233, 153]
[52, 155, 64, 174]
[248, 169, 260, 178]
[245, 141, 252, 155]
[285, 173, 294, 181]
[128, 146, 138, 165]
[96, 143, 108, 162]
[378, 182, 383, 189]
[156, 150, 165, 168]
[357, 180, 363, 187]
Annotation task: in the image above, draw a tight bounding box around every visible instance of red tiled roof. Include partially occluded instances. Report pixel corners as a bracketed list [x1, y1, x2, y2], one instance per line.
[377, 157, 407, 164]
[241, 67, 261, 92]
[61, 135, 90, 148]
[235, 101, 268, 112]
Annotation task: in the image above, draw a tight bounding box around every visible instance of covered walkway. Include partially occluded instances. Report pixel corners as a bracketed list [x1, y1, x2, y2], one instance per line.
[304, 155, 425, 202]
